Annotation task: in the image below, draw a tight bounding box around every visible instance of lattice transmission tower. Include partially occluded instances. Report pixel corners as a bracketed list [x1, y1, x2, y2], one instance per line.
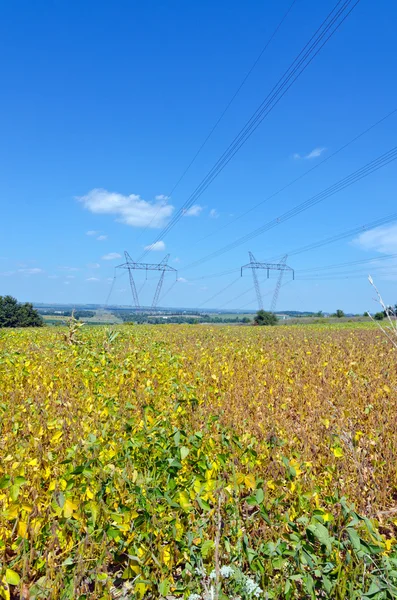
[115, 252, 177, 309]
[241, 252, 294, 311]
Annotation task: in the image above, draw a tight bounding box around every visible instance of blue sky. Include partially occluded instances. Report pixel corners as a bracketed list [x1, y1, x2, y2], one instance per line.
[1, 0, 396, 312]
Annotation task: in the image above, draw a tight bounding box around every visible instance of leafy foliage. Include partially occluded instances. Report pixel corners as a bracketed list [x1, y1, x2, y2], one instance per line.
[0, 324, 396, 598]
[0, 296, 43, 328]
[254, 310, 278, 326]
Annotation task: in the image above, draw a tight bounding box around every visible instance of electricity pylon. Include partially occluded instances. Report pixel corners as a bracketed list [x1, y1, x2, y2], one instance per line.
[270, 254, 287, 313]
[241, 252, 294, 311]
[115, 252, 177, 309]
[248, 252, 263, 310]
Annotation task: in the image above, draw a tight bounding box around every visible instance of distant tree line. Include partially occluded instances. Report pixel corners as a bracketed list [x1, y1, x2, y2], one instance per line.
[38, 309, 95, 319]
[0, 296, 43, 328]
[117, 312, 252, 325]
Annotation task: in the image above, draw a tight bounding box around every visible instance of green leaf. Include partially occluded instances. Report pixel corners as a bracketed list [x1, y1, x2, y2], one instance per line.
[197, 497, 211, 511]
[14, 476, 27, 487]
[308, 522, 332, 552]
[9, 485, 20, 502]
[158, 579, 171, 596]
[364, 581, 382, 597]
[5, 569, 20, 586]
[0, 476, 11, 489]
[180, 446, 189, 460]
[346, 527, 361, 552]
[201, 540, 214, 558]
[322, 575, 332, 594]
[255, 488, 264, 504]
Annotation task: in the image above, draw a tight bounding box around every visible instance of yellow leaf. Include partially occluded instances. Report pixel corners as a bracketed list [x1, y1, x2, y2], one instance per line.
[63, 498, 78, 518]
[267, 480, 275, 490]
[161, 545, 172, 567]
[244, 473, 256, 490]
[51, 430, 63, 443]
[332, 447, 343, 458]
[17, 521, 28, 538]
[0, 579, 10, 600]
[177, 491, 191, 511]
[2, 505, 19, 520]
[134, 582, 147, 599]
[5, 570, 20, 586]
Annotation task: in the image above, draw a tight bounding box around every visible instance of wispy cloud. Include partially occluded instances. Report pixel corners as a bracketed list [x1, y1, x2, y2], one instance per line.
[183, 204, 203, 217]
[58, 266, 80, 272]
[155, 194, 170, 201]
[173, 257, 181, 263]
[66, 275, 75, 279]
[48, 275, 59, 279]
[87, 262, 100, 269]
[96, 235, 108, 241]
[293, 147, 326, 160]
[353, 223, 397, 254]
[209, 208, 219, 219]
[78, 189, 174, 229]
[87, 277, 100, 282]
[18, 268, 43, 275]
[0, 271, 15, 277]
[86, 230, 99, 236]
[177, 277, 188, 283]
[144, 241, 165, 252]
[102, 252, 122, 261]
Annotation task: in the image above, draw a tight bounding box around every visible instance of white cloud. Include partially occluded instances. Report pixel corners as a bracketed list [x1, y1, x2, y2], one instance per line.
[177, 277, 188, 283]
[102, 252, 122, 261]
[64, 281, 70, 285]
[58, 266, 80, 272]
[96, 235, 108, 241]
[87, 262, 100, 269]
[209, 208, 219, 219]
[144, 241, 165, 252]
[18, 268, 43, 275]
[78, 189, 174, 229]
[86, 230, 99, 236]
[353, 223, 397, 254]
[173, 257, 181, 263]
[87, 277, 100, 282]
[155, 194, 170, 201]
[0, 271, 15, 276]
[48, 275, 59, 279]
[183, 204, 203, 217]
[293, 147, 326, 160]
[200, 286, 208, 291]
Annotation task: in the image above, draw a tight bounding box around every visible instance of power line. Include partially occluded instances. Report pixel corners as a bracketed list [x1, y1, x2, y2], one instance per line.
[182, 146, 397, 271]
[273, 211, 397, 260]
[195, 106, 397, 245]
[198, 276, 241, 308]
[177, 212, 397, 285]
[134, 1, 297, 242]
[139, 0, 361, 259]
[298, 252, 397, 274]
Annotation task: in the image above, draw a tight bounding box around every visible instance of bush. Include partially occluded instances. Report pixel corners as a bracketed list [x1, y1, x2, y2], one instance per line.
[374, 312, 384, 321]
[254, 310, 278, 326]
[0, 295, 43, 328]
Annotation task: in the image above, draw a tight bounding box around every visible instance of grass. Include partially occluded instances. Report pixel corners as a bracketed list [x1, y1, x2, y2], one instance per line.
[0, 323, 396, 599]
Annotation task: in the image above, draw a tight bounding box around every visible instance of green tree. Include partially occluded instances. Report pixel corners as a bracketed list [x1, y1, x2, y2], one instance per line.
[0, 296, 44, 328]
[254, 310, 278, 326]
[374, 312, 384, 321]
[333, 309, 345, 318]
